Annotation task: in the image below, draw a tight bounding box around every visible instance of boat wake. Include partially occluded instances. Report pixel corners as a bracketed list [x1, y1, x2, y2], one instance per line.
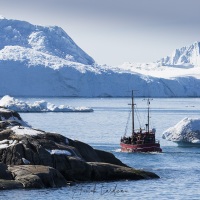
[113, 148, 122, 152]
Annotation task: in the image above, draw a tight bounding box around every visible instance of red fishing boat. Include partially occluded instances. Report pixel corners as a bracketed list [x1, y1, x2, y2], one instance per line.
[120, 91, 162, 153]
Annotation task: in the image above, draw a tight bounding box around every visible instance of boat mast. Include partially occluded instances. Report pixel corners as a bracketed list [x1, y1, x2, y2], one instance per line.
[147, 98, 150, 133]
[131, 90, 135, 136]
[128, 90, 136, 136]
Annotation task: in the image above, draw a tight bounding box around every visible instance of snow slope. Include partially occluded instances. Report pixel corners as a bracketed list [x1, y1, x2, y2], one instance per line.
[119, 61, 200, 79]
[1, 17, 200, 97]
[0, 17, 94, 65]
[119, 41, 200, 78]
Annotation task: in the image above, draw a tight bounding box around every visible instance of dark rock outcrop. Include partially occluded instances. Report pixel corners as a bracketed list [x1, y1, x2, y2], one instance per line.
[0, 179, 23, 190]
[0, 108, 159, 190]
[88, 162, 159, 181]
[0, 107, 22, 121]
[0, 162, 23, 190]
[0, 162, 13, 180]
[0, 163, 68, 189]
[8, 165, 68, 188]
[94, 149, 128, 167]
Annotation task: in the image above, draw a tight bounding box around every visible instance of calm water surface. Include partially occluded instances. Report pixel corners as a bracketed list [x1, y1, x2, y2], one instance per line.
[1, 98, 200, 200]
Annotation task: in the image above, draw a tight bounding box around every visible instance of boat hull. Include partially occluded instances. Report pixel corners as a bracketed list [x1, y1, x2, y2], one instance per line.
[120, 142, 162, 153]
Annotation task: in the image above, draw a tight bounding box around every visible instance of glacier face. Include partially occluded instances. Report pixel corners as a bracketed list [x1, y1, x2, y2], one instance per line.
[1, 17, 200, 97]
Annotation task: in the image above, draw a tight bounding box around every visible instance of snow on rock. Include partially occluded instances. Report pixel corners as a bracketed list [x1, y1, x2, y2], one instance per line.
[22, 157, 31, 165]
[47, 149, 72, 156]
[162, 117, 200, 144]
[0, 107, 29, 127]
[0, 95, 93, 112]
[0, 139, 18, 150]
[11, 126, 44, 136]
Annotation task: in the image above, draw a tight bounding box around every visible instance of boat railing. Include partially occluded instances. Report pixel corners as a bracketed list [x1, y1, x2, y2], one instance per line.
[155, 139, 160, 144]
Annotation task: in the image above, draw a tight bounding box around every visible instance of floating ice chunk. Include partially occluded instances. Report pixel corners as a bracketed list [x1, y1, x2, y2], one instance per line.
[162, 117, 200, 144]
[0, 15, 6, 19]
[0, 95, 93, 112]
[191, 139, 200, 144]
[0, 95, 29, 111]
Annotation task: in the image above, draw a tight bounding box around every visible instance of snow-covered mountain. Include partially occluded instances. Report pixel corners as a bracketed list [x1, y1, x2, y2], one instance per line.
[0, 16, 94, 65]
[1, 16, 200, 97]
[158, 41, 200, 67]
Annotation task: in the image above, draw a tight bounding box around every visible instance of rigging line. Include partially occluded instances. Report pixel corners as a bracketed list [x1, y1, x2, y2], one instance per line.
[124, 109, 131, 137]
[148, 104, 151, 129]
[147, 99, 154, 129]
[135, 105, 142, 129]
[139, 102, 146, 128]
[149, 105, 154, 129]
[140, 110, 146, 129]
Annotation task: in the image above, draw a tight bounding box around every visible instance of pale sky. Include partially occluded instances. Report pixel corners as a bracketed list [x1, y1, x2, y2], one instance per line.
[0, 0, 200, 66]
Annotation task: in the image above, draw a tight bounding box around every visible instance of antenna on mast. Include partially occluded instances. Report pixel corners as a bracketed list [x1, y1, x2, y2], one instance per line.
[146, 98, 153, 133]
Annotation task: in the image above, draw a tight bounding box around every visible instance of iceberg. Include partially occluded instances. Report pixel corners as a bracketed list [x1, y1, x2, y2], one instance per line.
[162, 117, 200, 145]
[0, 95, 93, 112]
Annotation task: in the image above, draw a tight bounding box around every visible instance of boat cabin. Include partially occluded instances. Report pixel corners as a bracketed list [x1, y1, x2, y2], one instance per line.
[121, 132, 156, 145]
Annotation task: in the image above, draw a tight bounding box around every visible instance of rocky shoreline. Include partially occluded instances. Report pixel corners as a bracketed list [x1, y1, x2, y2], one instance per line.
[0, 107, 159, 190]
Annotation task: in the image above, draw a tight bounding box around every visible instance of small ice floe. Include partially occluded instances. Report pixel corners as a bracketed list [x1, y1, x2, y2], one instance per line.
[47, 149, 72, 156]
[22, 157, 31, 165]
[162, 117, 200, 146]
[0, 15, 6, 19]
[0, 95, 93, 112]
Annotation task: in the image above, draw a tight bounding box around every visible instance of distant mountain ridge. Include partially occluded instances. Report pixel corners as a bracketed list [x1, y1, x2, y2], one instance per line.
[1, 16, 200, 97]
[0, 17, 94, 65]
[158, 41, 200, 67]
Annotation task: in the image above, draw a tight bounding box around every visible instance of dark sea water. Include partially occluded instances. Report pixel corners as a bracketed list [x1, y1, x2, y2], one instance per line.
[1, 98, 200, 200]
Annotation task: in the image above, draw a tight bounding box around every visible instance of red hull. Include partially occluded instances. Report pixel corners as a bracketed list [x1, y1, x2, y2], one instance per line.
[120, 142, 162, 153]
